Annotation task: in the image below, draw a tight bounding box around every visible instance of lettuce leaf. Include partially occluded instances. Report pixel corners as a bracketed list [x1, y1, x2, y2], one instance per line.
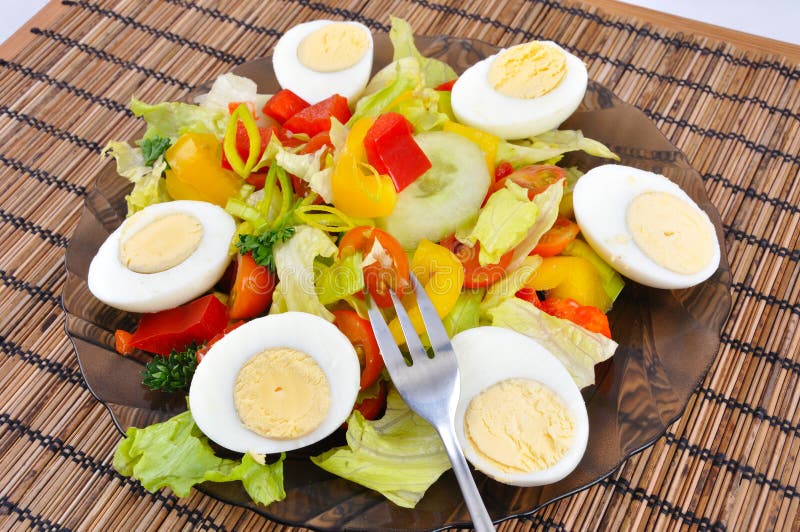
[497, 129, 618, 167]
[350, 61, 419, 125]
[443, 288, 484, 336]
[315, 252, 365, 305]
[389, 16, 457, 89]
[113, 410, 285, 506]
[271, 225, 338, 321]
[194, 73, 258, 116]
[103, 141, 170, 215]
[479, 256, 542, 317]
[389, 87, 450, 132]
[508, 180, 564, 268]
[487, 298, 617, 388]
[311, 388, 451, 508]
[130, 97, 227, 140]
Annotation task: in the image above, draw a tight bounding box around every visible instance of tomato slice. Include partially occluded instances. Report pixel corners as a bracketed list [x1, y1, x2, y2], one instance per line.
[515, 287, 541, 307]
[493, 161, 514, 181]
[440, 235, 512, 289]
[229, 252, 277, 320]
[487, 164, 567, 199]
[538, 297, 612, 338]
[339, 226, 410, 307]
[195, 320, 246, 364]
[353, 380, 388, 420]
[332, 309, 384, 390]
[530, 217, 580, 257]
[434, 78, 457, 91]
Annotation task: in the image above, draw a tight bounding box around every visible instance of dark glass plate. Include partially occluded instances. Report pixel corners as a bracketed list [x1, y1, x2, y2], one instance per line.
[63, 34, 732, 530]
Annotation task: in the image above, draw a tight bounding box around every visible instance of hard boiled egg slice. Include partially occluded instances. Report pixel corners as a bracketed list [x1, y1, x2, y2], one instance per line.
[573, 164, 720, 289]
[452, 326, 589, 486]
[451, 41, 587, 139]
[88, 200, 235, 313]
[190, 312, 360, 454]
[272, 20, 373, 104]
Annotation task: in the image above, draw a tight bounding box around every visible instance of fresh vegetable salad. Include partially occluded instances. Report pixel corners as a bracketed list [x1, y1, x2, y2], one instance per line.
[94, 16, 720, 509]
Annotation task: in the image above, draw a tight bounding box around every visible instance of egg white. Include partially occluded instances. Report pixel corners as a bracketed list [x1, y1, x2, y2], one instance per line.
[573, 164, 721, 289]
[272, 20, 373, 105]
[189, 312, 360, 454]
[87, 200, 235, 313]
[451, 326, 589, 486]
[450, 41, 587, 139]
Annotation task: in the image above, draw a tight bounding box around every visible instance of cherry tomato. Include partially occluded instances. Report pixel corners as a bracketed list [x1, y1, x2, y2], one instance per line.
[538, 297, 612, 338]
[332, 309, 384, 390]
[354, 380, 388, 420]
[195, 321, 246, 364]
[530, 217, 580, 257]
[339, 226, 410, 307]
[440, 235, 512, 289]
[493, 161, 514, 181]
[228, 252, 277, 320]
[487, 164, 566, 199]
[515, 287, 541, 307]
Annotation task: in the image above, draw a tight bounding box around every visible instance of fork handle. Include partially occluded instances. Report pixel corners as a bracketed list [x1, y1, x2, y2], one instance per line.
[437, 425, 495, 531]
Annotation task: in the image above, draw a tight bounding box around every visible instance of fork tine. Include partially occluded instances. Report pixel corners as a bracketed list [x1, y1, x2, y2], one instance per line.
[389, 289, 430, 365]
[366, 297, 410, 377]
[409, 274, 452, 355]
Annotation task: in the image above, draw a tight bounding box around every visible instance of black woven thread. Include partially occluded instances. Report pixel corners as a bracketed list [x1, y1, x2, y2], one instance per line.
[663, 432, 799, 500]
[162, 0, 284, 36]
[30, 28, 195, 91]
[0, 154, 86, 197]
[0, 335, 85, 386]
[0, 106, 102, 154]
[601, 476, 725, 530]
[289, 0, 389, 31]
[720, 333, 800, 376]
[724, 225, 800, 262]
[696, 386, 800, 437]
[731, 283, 800, 316]
[0, 208, 69, 248]
[644, 110, 800, 166]
[703, 173, 800, 216]
[62, 0, 246, 65]
[0, 269, 61, 306]
[0, 413, 227, 532]
[0, 495, 70, 532]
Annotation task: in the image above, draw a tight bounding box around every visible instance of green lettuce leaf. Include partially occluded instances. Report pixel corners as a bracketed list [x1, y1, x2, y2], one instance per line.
[496, 129, 618, 167]
[103, 141, 170, 215]
[271, 225, 338, 321]
[113, 410, 285, 506]
[388, 16, 457, 88]
[130, 97, 227, 140]
[311, 388, 451, 508]
[508, 180, 564, 268]
[389, 87, 450, 132]
[443, 288, 484, 336]
[487, 298, 618, 388]
[350, 61, 419, 125]
[194, 73, 257, 116]
[315, 252, 365, 305]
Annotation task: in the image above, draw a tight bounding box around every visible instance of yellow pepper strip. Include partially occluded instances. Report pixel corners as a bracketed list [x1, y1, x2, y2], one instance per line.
[165, 133, 242, 207]
[332, 117, 397, 218]
[390, 239, 465, 344]
[524, 256, 612, 312]
[442, 120, 499, 176]
[223, 104, 261, 178]
[294, 204, 374, 233]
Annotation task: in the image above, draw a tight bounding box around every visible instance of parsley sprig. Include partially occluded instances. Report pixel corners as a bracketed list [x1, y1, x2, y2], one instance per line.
[236, 224, 295, 271]
[142, 345, 199, 393]
[140, 135, 172, 167]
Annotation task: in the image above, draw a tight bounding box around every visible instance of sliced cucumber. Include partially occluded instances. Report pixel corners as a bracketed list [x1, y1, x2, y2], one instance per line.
[378, 131, 490, 250]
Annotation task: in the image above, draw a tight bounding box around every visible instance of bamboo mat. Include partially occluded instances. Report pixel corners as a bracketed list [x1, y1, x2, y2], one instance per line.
[0, 0, 798, 530]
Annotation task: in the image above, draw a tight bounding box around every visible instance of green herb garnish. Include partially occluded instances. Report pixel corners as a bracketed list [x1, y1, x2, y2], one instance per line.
[142, 345, 199, 392]
[236, 224, 296, 271]
[140, 136, 172, 166]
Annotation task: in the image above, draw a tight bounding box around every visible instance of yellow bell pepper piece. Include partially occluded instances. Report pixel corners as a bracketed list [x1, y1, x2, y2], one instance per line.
[390, 239, 465, 344]
[165, 133, 242, 208]
[332, 117, 397, 218]
[442, 120, 499, 176]
[524, 256, 612, 312]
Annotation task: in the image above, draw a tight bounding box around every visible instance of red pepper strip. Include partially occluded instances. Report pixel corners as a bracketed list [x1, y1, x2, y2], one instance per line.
[128, 294, 230, 355]
[283, 94, 351, 137]
[434, 78, 457, 91]
[262, 89, 310, 124]
[363, 112, 432, 192]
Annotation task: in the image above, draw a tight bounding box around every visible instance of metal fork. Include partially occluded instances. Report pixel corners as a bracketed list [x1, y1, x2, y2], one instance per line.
[367, 274, 495, 532]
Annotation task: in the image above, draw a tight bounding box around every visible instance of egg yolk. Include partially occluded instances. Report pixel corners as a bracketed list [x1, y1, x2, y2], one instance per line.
[626, 191, 715, 275]
[488, 42, 567, 99]
[234, 347, 331, 440]
[465, 378, 574, 473]
[118, 212, 203, 274]
[297, 22, 369, 73]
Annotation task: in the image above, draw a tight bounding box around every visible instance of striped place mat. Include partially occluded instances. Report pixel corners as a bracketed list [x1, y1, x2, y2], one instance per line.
[0, 0, 798, 530]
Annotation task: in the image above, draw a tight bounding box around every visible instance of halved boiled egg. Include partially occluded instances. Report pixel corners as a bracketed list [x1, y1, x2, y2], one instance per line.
[452, 327, 589, 486]
[272, 20, 373, 104]
[88, 200, 235, 313]
[573, 164, 721, 289]
[189, 312, 360, 454]
[451, 41, 587, 139]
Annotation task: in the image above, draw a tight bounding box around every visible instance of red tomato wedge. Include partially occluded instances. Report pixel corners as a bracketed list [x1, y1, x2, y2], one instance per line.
[493, 161, 514, 181]
[283, 94, 351, 137]
[440, 235, 512, 289]
[488, 164, 567, 199]
[538, 297, 612, 338]
[332, 309, 384, 391]
[228, 253, 277, 320]
[530, 217, 580, 257]
[354, 380, 388, 420]
[339, 226, 410, 307]
[262, 89, 309, 124]
[363, 112, 431, 192]
[515, 287, 541, 307]
[434, 78, 457, 91]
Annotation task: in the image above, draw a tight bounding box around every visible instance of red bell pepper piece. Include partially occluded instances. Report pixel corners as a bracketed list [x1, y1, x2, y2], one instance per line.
[434, 78, 457, 91]
[227, 101, 256, 116]
[262, 89, 310, 124]
[125, 294, 230, 355]
[363, 112, 432, 192]
[283, 94, 351, 137]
